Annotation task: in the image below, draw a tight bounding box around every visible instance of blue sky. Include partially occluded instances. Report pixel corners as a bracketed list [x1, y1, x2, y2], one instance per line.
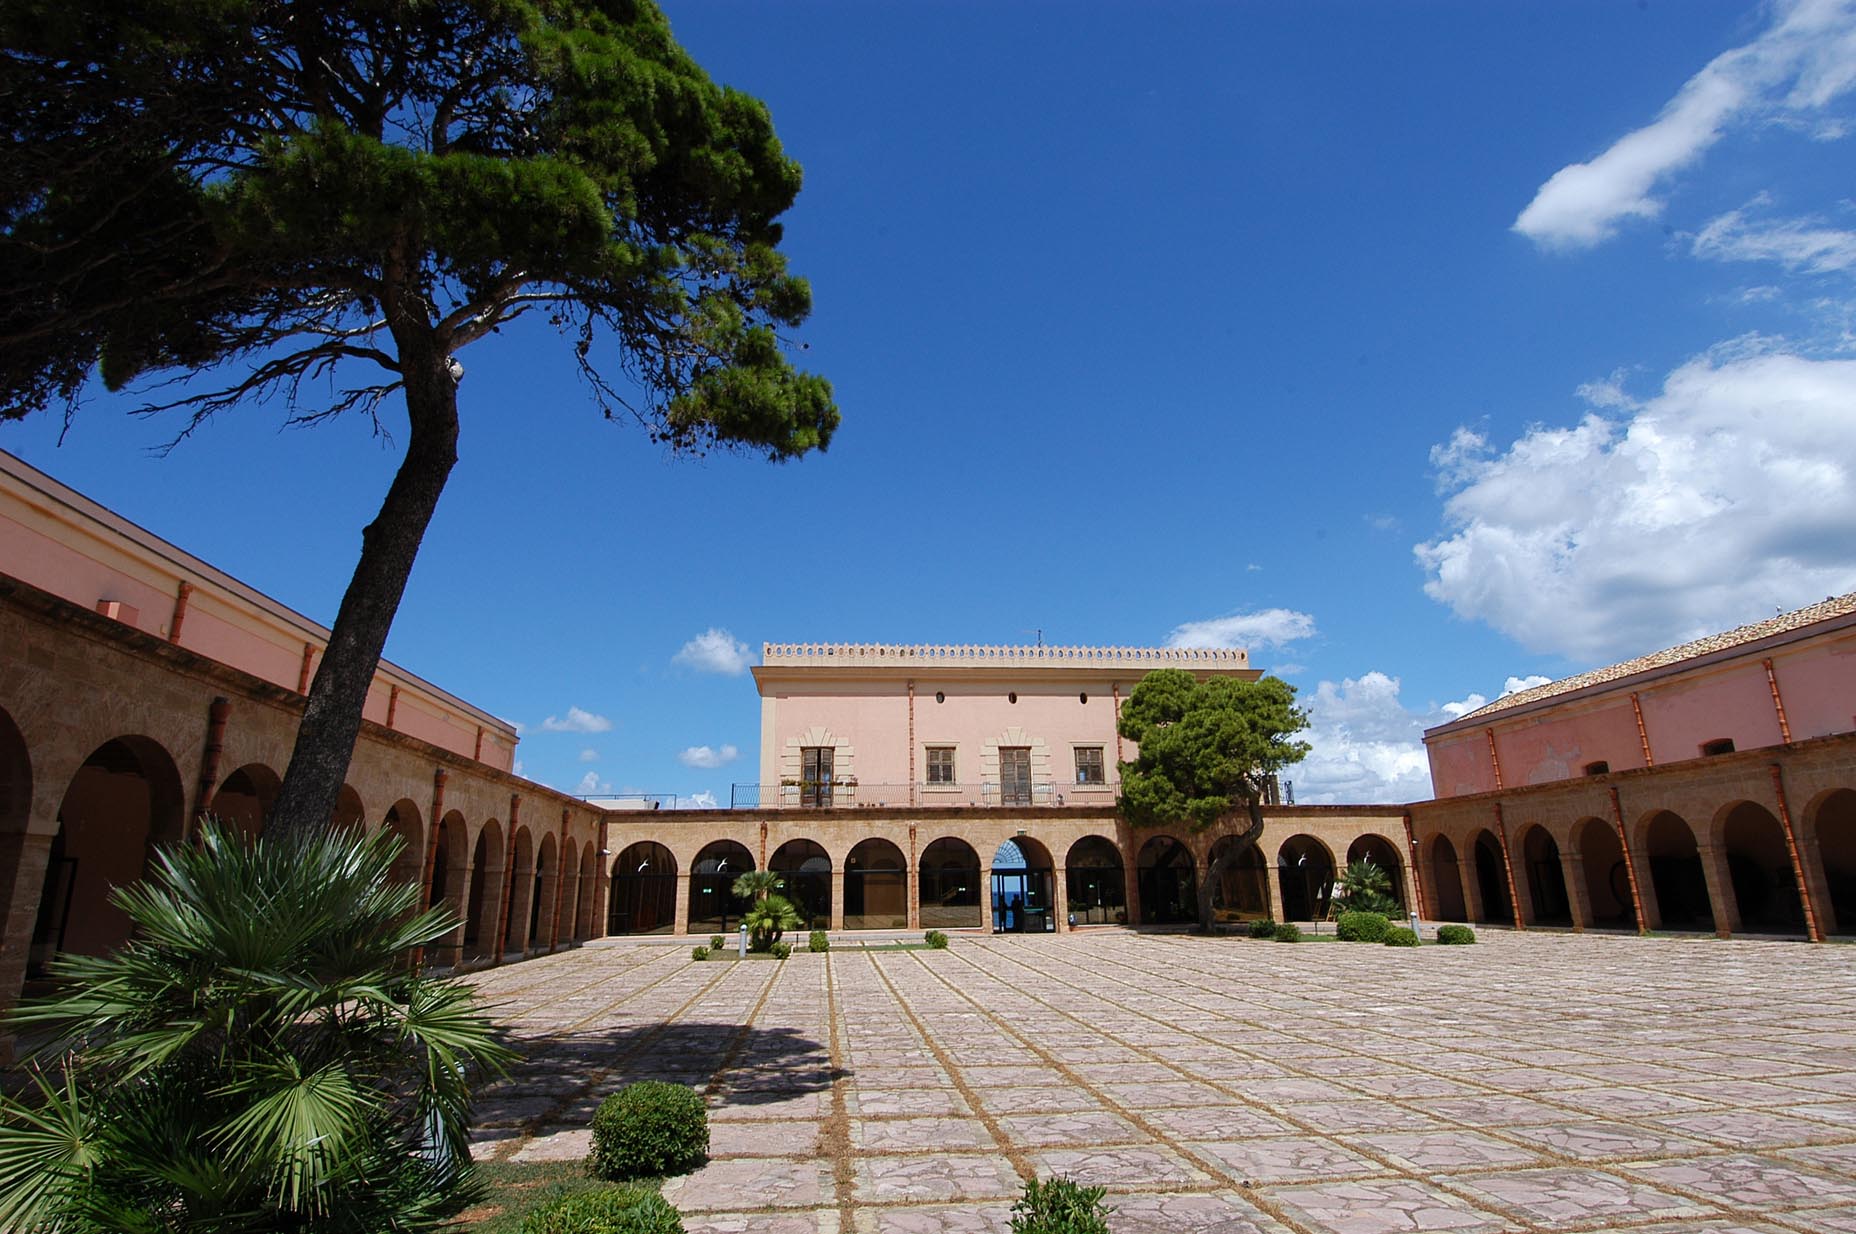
[6, 0, 1855, 806]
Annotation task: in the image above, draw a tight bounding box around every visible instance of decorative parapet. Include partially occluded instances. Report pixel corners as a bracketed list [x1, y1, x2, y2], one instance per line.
[758, 643, 1248, 669]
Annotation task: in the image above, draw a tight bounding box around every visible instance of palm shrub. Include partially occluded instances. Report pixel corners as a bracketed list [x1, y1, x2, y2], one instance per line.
[521, 1183, 684, 1233]
[1332, 859, 1400, 916]
[1009, 1175, 1111, 1234]
[0, 819, 514, 1233]
[729, 870, 783, 904]
[742, 893, 801, 951]
[590, 1082, 708, 1179]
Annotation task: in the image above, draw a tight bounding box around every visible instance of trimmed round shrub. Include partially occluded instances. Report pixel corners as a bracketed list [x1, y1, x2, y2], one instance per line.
[521, 1184, 684, 1234]
[1382, 926, 1419, 947]
[924, 930, 949, 949]
[590, 1081, 709, 1180]
[1436, 924, 1477, 945]
[1009, 1175, 1111, 1234]
[1273, 922, 1302, 943]
[690, 945, 709, 961]
[808, 929, 830, 953]
[1247, 918, 1278, 939]
[709, 935, 725, 952]
[1335, 911, 1390, 943]
[770, 941, 792, 959]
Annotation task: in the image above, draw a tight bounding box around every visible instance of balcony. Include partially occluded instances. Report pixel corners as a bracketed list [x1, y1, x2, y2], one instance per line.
[727, 779, 1120, 810]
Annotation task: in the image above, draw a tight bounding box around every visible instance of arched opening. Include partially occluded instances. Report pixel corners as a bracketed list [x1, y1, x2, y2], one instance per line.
[608, 841, 677, 935]
[1208, 835, 1270, 922]
[331, 784, 366, 831]
[0, 707, 49, 975]
[382, 798, 424, 890]
[559, 837, 581, 944]
[1643, 810, 1713, 931]
[426, 810, 469, 963]
[1346, 834, 1407, 912]
[846, 838, 908, 930]
[1428, 835, 1467, 921]
[1470, 829, 1511, 924]
[1064, 835, 1126, 926]
[771, 839, 832, 930]
[531, 831, 558, 950]
[1276, 834, 1335, 922]
[1721, 801, 1804, 934]
[208, 762, 281, 843]
[919, 837, 982, 930]
[990, 837, 1055, 933]
[689, 839, 756, 935]
[575, 840, 601, 940]
[1811, 788, 1856, 935]
[1137, 836, 1196, 925]
[46, 736, 186, 963]
[1520, 825, 1571, 926]
[465, 820, 506, 961]
[501, 826, 535, 955]
[1574, 817, 1634, 928]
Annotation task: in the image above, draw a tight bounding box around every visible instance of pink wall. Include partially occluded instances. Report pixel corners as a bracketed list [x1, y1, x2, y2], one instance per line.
[1771, 635, 1856, 741]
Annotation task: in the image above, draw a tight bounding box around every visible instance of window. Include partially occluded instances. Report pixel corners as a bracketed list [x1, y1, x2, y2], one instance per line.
[926, 746, 956, 785]
[1008, 691, 1017, 704]
[1000, 747, 1032, 807]
[1583, 760, 1610, 776]
[1700, 738, 1735, 757]
[1075, 746, 1104, 785]
[800, 745, 833, 807]
[935, 690, 945, 703]
[1079, 692, 1088, 704]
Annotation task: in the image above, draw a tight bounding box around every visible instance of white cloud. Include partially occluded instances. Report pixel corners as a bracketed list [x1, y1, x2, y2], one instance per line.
[678, 743, 740, 769]
[1438, 693, 1488, 720]
[1502, 675, 1552, 696]
[1417, 348, 1856, 663]
[673, 627, 754, 675]
[1693, 195, 1856, 273]
[1165, 608, 1317, 651]
[578, 748, 600, 763]
[1290, 672, 1442, 805]
[512, 758, 525, 778]
[576, 770, 610, 795]
[687, 791, 720, 809]
[541, 706, 612, 734]
[1514, 0, 1856, 249]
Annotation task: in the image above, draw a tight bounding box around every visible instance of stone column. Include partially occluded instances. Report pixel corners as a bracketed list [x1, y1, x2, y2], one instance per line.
[1560, 848, 1592, 932]
[1698, 843, 1740, 937]
[1799, 833, 1839, 935]
[1123, 855, 1141, 926]
[1261, 859, 1282, 924]
[437, 861, 469, 967]
[1053, 866, 1069, 933]
[505, 874, 534, 956]
[1629, 835, 1664, 931]
[1460, 846, 1487, 924]
[0, 831, 53, 1064]
[673, 873, 692, 938]
[830, 869, 846, 931]
[982, 863, 995, 932]
[907, 860, 921, 931]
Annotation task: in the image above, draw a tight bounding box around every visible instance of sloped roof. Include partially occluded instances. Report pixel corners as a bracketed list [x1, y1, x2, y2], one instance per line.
[1451, 590, 1856, 724]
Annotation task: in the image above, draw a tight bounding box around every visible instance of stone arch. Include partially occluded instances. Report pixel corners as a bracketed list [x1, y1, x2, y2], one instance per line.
[1807, 787, 1856, 935]
[689, 839, 756, 934]
[1208, 834, 1270, 921]
[1065, 834, 1126, 926]
[846, 837, 907, 930]
[1718, 800, 1804, 934]
[464, 818, 505, 961]
[1276, 833, 1336, 922]
[990, 837, 1055, 932]
[381, 798, 424, 890]
[47, 735, 187, 963]
[575, 839, 601, 940]
[531, 831, 559, 951]
[1639, 810, 1713, 931]
[502, 825, 536, 955]
[426, 809, 469, 963]
[609, 841, 677, 935]
[1519, 824, 1571, 926]
[0, 705, 30, 838]
[771, 838, 832, 931]
[1427, 834, 1467, 922]
[1137, 835, 1197, 925]
[920, 836, 982, 930]
[208, 762, 281, 843]
[1346, 833, 1407, 912]
[331, 783, 366, 831]
[1573, 817, 1635, 929]
[1470, 829, 1511, 925]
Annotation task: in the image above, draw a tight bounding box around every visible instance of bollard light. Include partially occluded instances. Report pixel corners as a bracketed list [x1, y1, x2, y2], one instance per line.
[1409, 910, 1421, 940]
[738, 923, 748, 958]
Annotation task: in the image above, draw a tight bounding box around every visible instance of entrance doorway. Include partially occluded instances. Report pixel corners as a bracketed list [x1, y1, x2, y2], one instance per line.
[991, 838, 1054, 932]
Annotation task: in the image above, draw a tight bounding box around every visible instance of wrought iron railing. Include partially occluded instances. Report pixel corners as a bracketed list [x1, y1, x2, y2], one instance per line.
[726, 780, 1120, 809]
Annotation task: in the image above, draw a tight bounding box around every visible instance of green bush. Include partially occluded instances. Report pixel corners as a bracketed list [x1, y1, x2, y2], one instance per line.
[521, 1184, 685, 1234]
[1335, 910, 1390, 943]
[1273, 922, 1302, 943]
[808, 929, 830, 953]
[709, 935, 725, 952]
[924, 929, 949, 949]
[770, 941, 792, 959]
[589, 1082, 709, 1180]
[1436, 924, 1477, 945]
[1009, 1175, 1111, 1234]
[1247, 917, 1278, 939]
[690, 945, 709, 961]
[1383, 926, 1419, 947]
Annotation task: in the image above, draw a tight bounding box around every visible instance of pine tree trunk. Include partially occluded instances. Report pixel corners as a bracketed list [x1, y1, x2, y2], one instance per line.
[1196, 794, 1268, 931]
[266, 330, 460, 838]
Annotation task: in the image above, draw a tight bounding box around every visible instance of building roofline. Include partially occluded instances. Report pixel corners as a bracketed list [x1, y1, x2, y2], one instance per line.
[757, 642, 1250, 672]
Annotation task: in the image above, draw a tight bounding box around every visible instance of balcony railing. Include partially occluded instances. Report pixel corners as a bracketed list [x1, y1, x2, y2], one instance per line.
[727, 780, 1120, 810]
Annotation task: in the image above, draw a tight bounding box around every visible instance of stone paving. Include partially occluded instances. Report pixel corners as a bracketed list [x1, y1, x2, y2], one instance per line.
[466, 930, 1856, 1233]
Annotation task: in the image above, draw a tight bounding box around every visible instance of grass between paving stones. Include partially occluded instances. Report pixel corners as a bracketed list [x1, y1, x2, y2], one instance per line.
[460, 1160, 666, 1234]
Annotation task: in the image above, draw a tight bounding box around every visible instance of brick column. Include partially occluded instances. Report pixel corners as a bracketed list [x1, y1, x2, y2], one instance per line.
[1560, 848, 1592, 931]
[907, 824, 921, 930]
[1123, 853, 1141, 926]
[673, 872, 692, 937]
[1260, 856, 1282, 924]
[0, 831, 53, 1063]
[1053, 866, 1069, 933]
[830, 869, 846, 931]
[1698, 843, 1739, 937]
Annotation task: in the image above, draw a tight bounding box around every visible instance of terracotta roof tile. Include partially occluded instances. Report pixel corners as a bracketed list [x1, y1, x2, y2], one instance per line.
[1453, 590, 1856, 723]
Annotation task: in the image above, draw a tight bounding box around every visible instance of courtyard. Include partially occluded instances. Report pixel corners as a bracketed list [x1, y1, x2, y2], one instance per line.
[465, 931, 1856, 1233]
